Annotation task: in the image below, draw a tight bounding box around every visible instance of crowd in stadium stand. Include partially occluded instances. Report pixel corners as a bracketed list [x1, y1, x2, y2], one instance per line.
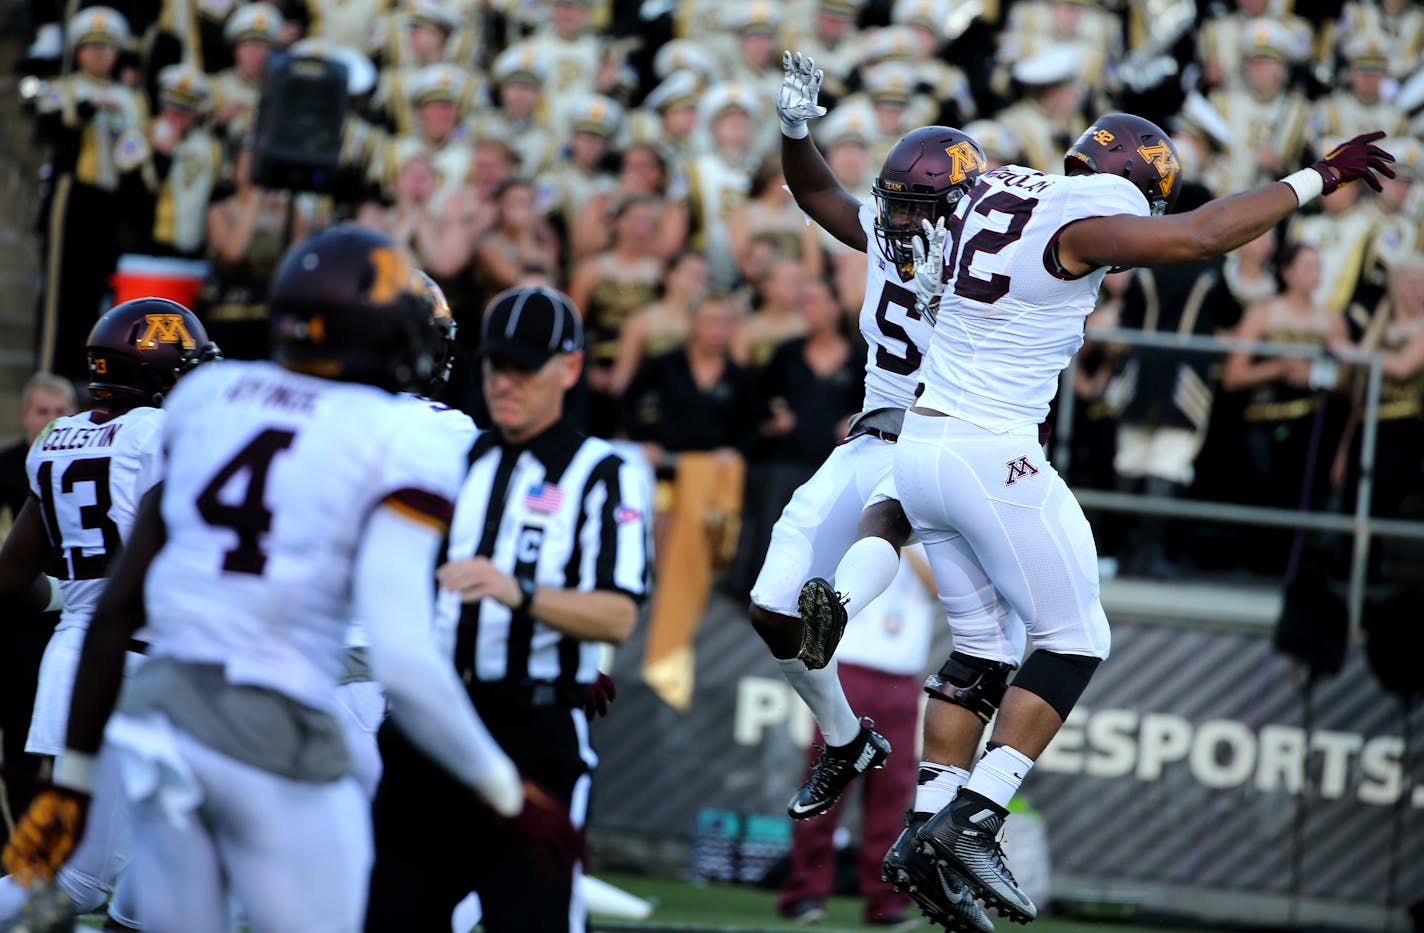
[11, 0, 1424, 582]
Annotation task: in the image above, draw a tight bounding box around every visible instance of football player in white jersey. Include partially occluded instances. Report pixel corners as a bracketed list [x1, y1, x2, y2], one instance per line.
[753, 50, 996, 933]
[336, 270, 473, 800]
[1, 227, 581, 931]
[0, 297, 219, 929]
[895, 117, 1395, 923]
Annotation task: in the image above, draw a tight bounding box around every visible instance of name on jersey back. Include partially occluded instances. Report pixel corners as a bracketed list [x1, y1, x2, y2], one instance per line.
[223, 373, 321, 414]
[39, 422, 123, 452]
[984, 166, 1055, 194]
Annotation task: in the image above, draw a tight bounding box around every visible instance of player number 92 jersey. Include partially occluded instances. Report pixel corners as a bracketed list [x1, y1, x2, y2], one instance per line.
[26, 406, 166, 632]
[144, 361, 467, 710]
[918, 166, 1150, 433]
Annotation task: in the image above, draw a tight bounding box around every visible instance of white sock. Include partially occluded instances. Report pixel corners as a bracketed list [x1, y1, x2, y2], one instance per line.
[833, 536, 902, 622]
[913, 762, 970, 815]
[964, 745, 1035, 810]
[775, 656, 862, 746]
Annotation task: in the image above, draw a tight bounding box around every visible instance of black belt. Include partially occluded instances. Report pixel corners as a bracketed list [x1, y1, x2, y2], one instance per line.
[462, 677, 586, 711]
[843, 425, 899, 445]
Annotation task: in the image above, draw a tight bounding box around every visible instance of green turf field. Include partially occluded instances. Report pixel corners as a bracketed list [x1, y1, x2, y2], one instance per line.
[589, 873, 1202, 933]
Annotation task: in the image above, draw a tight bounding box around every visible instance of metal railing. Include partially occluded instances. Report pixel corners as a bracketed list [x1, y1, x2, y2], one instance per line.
[1054, 327, 1424, 635]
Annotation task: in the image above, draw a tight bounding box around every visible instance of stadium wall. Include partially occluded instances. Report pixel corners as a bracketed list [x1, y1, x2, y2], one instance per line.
[591, 584, 1421, 931]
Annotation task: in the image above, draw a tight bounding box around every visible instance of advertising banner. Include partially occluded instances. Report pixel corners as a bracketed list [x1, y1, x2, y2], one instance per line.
[591, 595, 1422, 927]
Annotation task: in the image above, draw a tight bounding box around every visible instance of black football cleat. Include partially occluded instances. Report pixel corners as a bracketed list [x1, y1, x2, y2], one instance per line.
[883, 811, 994, 933]
[787, 718, 890, 820]
[796, 577, 849, 671]
[917, 792, 1036, 924]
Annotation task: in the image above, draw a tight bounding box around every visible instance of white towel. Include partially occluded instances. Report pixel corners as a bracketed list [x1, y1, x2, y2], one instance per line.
[105, 711, 205, 830]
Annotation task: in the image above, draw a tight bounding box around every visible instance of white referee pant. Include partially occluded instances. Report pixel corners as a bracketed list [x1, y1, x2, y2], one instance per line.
[751, 434, 899, 616]
[894, 411, 1110, 664]
[106, 712, 371, 933]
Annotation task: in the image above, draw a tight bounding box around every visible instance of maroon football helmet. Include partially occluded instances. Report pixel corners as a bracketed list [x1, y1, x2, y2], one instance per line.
[1064, 113, 1183, 216]
[86, 297, 221, 407]
[269, 225, 443, 393]
[873, 125, 988, 279]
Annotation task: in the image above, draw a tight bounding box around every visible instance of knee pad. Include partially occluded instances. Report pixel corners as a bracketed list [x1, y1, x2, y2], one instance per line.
[1012, 649, 1101, 721]
[924, 652, 1016, 725]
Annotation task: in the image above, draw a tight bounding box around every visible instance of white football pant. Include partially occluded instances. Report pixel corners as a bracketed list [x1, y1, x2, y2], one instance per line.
[894, 411, 1110, 664]
[751, 434, 899, 616]
[115, 718, 371, 933]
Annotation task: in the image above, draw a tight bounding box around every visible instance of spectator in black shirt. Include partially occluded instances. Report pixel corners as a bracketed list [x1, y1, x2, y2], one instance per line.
[760, 276, 866, 466]
[622, 293, 761, 471]
[0, 372, 74, 850]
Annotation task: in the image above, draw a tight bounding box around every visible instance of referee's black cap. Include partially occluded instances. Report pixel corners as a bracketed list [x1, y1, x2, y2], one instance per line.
[480, 286, 584, 369]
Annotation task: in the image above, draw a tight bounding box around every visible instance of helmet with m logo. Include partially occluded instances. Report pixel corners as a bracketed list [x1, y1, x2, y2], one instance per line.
[1065, 113, 1183, 216]
[86, 297, 221, 407]
[269, 225, 438, 393]
[873, 126, 988, 280]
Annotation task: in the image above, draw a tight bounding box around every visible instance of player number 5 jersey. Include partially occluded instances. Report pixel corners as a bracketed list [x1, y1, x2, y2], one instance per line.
[918, 166, 1149, 433]
[855, 202, 934, 415]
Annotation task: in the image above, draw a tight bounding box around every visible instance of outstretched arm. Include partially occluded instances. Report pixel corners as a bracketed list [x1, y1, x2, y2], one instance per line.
[1059, 132, 1396, 273]
[778, 51, 866, 252]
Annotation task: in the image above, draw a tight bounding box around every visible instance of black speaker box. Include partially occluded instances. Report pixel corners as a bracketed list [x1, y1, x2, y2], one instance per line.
[250, 52, 349, 193]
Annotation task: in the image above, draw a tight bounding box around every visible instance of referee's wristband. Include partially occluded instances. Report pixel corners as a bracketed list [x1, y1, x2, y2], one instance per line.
[1280, 168, 1324, 207]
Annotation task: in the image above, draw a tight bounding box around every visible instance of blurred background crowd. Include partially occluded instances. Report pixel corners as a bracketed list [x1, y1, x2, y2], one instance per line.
[6, 0, 1424, 590]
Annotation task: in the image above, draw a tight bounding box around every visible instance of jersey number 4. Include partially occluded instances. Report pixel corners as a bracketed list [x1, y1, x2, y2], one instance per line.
[196, 428, 296, 575]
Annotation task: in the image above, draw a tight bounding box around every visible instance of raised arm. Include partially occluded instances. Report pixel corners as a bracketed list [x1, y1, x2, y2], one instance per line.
[1058, 133, 1396, 274]
[778, 51, 866, 252]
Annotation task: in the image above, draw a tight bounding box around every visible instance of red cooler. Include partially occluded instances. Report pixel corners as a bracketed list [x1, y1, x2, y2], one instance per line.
[110, 255, 211, 308]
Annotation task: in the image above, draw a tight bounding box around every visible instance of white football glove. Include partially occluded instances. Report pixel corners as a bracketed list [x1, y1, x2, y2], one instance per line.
[912, 217, 949, 325]
[777, 50, 827, 140]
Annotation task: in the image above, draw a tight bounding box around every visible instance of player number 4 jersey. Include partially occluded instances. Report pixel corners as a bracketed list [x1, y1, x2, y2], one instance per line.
[26, 407, 166, 632]
[855, 202, 934, 415]
[145, 361, 468, 710]
[918, 166, 1149, 433]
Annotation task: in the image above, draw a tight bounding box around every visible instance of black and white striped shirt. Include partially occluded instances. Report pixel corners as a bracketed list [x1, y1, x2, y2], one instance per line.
[437, 420, 651, 691]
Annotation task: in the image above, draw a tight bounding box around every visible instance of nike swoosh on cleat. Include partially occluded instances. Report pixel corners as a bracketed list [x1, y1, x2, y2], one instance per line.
[788, 800, 823, 815]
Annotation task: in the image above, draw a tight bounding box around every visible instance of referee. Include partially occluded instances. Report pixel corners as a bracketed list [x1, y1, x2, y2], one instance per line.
[365, 286, 652, 933]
